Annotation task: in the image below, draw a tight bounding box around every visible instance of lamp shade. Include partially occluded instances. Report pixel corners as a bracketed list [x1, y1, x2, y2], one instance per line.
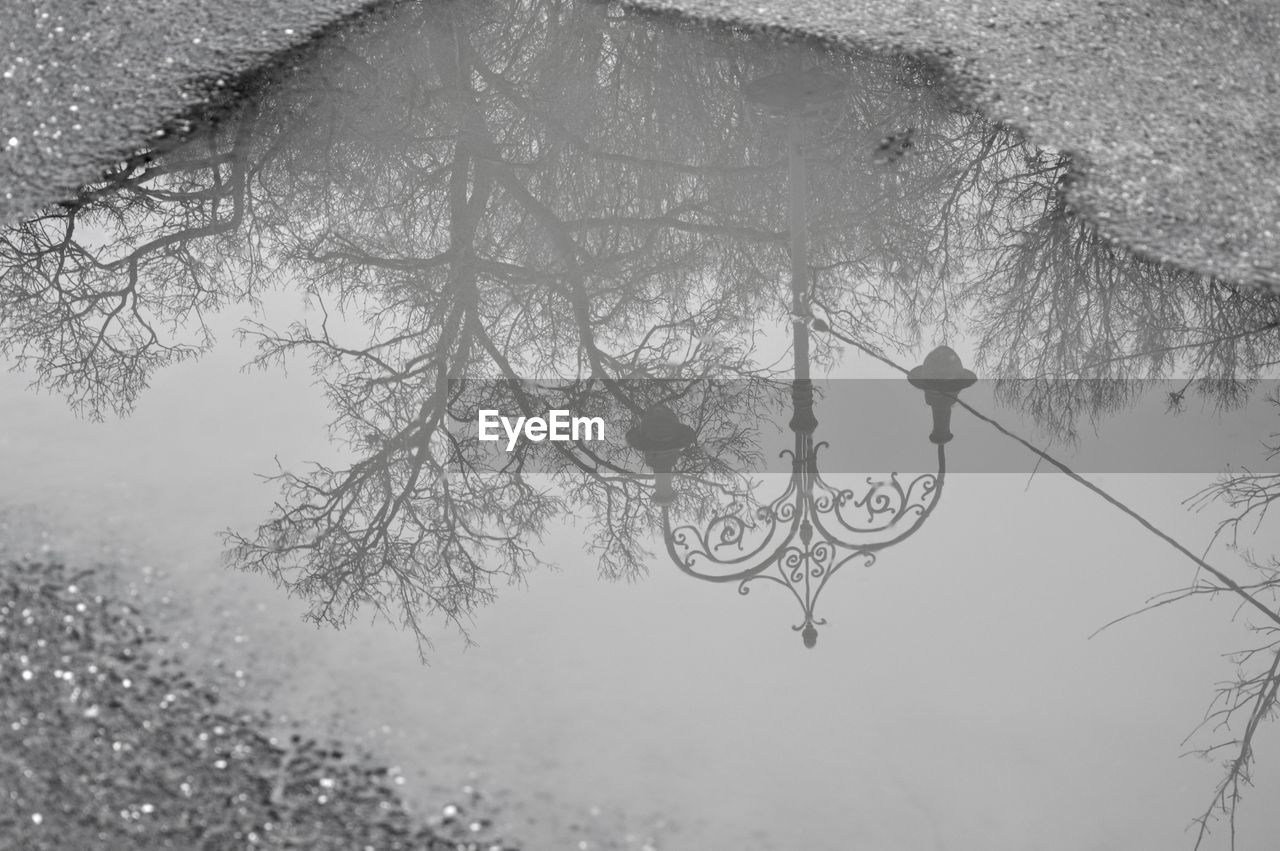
[907, 346, 977, 445]
[907, 345, 977, 396]
[626, 405, 696, 506]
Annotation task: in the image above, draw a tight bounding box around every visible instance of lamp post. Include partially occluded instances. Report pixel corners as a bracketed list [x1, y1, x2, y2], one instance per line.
[625, 66, 976, 646]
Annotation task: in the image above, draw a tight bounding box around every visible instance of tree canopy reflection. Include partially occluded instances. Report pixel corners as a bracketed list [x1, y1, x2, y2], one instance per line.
[3, 0, 1280, 624]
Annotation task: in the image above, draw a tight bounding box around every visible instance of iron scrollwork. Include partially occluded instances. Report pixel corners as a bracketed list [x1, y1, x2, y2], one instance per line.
[657, 375, 955, 647]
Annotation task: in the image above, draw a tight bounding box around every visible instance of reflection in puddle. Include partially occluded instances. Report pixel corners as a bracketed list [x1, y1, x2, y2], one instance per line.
[4, 0, 1280, 848]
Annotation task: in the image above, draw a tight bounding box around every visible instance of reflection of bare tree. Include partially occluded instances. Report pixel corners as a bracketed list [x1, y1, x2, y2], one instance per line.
[210, 4, 799, 646]
[1184, 600, 1280, 850]
[0, 121, 258, 417]
[964, 180, 1280, 443]
[941, 100, 1280, 844]
[1170, 398, 1280, 849]
[4, 0, 1280, 837]
[10, 3, 1277, 435]
[7, 0, 1280, 801]
[205, 0, 1074, 645]
[1190, 395, 1280, 550]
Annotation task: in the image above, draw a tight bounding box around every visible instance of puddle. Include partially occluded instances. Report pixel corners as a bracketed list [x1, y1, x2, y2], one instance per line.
[4, 0, 1280, 848]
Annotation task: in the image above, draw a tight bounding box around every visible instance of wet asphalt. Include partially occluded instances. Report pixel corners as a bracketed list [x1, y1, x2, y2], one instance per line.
[0, 0, 376, 221]
[2, 0, 1277, 288]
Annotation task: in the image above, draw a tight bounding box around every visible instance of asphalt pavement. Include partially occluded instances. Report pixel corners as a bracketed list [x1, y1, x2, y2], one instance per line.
[3, 0, 1277, 287]
[0, 0, 376, 221]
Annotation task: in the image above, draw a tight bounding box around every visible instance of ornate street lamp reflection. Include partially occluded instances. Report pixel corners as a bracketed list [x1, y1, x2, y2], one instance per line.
[627, 344, 974, 647]
[626, 65, 976, 646]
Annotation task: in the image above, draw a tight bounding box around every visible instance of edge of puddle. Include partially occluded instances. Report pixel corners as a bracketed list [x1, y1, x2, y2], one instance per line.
[628, 0, 1280, 290]
[5, 0, 1274, 290]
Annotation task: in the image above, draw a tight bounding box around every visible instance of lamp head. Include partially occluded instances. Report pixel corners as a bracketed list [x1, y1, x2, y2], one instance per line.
[627, 405, 696, 506]
[907, 345, 977, 396]
[907, 346, 976, 444]
[626, 405, 695, 453]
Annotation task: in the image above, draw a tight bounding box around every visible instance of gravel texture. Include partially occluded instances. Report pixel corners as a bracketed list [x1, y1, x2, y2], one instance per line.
[1, 0, 1278, 288]
[0, 559, 516, 850]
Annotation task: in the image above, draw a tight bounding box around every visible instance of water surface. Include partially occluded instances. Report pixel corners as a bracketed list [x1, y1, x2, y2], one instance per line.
[4, 1, 1280, 848]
